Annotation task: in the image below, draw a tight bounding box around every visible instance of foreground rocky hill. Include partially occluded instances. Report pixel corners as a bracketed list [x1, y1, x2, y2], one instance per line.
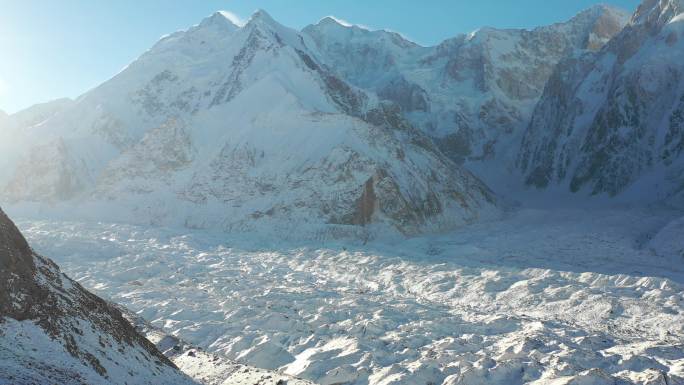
[0, 207, 194, 384]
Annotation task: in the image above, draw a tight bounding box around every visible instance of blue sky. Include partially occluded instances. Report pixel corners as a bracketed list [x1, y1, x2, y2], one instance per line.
[0, 0, 640, 114]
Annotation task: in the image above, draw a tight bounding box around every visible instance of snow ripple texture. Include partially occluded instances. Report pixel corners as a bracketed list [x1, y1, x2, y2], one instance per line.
[16, 207, 684, 385]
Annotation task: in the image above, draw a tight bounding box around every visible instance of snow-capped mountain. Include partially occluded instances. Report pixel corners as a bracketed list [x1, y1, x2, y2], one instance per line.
[518, 0, 684, 204]
[303, 5, 629, 169]
[0, 207, 195, 384]
[1, 10, 497, 238]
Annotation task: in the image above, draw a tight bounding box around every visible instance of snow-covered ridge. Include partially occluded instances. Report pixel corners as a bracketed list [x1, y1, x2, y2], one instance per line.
[1, 9, 498, 238]
[302, 3, 630, 179]
[631, 0, 684, 26]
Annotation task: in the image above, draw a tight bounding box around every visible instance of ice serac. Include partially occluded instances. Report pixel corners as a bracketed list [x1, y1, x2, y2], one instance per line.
[302, 5, 629, 171]
[0, 207, 195, 384]
[518, 0, 684, 204]
[1, 10, 498, 238]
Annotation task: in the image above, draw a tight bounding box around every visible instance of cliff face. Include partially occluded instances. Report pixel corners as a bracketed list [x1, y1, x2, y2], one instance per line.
[518, 0, 684, 203]
[0, 207, 194, 385]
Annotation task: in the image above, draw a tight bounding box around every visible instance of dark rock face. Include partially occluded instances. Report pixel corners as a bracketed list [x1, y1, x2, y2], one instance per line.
[0, 209, 35, 316]
[377, 77, 429, 113]
[353, 177, 376, 226]
[0, 207, 188, 383]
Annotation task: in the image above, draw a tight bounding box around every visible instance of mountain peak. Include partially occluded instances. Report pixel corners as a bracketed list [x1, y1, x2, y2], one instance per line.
[248, 9, 278, 26]
[316, 16, 355, 28]
[216, 10, 245, 26]
[242, 9, 307, 49]
[543, 3, 630, 50]
[199, 10, 242, 31]
[587, 3, 628, 14]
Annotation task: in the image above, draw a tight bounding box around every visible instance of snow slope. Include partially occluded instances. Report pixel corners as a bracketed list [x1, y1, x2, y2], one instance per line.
[0, 207, 195, 385]
[518, 0, 684, 205]
[16, 205, 684, 385]
[0, 10, 497, 238]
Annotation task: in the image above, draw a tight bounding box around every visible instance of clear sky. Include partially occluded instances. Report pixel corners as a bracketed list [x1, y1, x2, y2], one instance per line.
[0, 0, 641, 114]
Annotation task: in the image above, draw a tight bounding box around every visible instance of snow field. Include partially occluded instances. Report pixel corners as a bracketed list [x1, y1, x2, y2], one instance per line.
[16, 207, 684, 385]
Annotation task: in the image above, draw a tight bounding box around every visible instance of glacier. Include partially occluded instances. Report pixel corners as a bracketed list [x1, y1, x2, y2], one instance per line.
[13, 205, 684, 385]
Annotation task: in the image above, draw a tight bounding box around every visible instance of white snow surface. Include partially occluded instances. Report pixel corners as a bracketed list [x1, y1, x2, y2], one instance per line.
[122, 307, 315, 385]
[0, 318, 194, 385]
[14, 205, 684, 385]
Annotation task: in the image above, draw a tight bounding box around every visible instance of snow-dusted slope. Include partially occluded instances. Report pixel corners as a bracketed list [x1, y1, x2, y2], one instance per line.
[303, 5, 629, 170]
[1, 10, 497, 238]
[0, 207, 195, 385]
[518, 0, 684, 204]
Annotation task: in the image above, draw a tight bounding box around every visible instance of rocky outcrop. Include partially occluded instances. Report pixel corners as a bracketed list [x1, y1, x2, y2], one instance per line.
[352, 177, 376, 226]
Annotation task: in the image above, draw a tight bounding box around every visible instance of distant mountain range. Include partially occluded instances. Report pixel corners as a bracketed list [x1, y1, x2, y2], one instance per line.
[1, 0, 682, 237]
